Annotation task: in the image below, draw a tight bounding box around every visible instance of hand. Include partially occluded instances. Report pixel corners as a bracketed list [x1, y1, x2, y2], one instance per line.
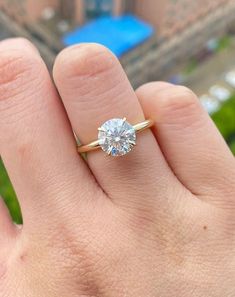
[0, 38, 235, 297]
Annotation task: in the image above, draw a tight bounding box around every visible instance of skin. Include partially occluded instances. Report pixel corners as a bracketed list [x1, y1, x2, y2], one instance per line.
[0, 38, 235, 297]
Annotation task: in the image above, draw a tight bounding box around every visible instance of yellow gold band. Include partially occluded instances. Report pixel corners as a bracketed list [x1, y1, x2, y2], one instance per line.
[77, 119, 154, 154]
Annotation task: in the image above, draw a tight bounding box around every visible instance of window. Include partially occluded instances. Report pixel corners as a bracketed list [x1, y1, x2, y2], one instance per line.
[85, 0, 114, 20]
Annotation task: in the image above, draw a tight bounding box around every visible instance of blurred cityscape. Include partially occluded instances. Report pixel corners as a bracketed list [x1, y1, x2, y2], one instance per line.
[1, 0, 235, 222]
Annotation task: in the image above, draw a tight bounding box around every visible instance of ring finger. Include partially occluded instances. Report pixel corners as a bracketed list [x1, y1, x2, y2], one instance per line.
[53, 43, 182, 209]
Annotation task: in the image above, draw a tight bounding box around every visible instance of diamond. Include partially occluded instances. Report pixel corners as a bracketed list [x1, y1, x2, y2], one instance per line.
[98, 118, 136, 156]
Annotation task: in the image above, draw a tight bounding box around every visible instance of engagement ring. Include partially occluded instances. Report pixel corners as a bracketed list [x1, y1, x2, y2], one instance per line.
[77, 118, 154, 157]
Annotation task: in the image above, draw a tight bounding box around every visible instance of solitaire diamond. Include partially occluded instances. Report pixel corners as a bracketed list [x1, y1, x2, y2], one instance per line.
[98, 118, 136, 156]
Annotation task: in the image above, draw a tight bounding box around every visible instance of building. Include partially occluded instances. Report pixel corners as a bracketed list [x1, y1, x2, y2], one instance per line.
[1, 0, 232, 36]
[1, 0, 235, 87]
[121, 0, 235, 86]
[0, 0, 123, 25]
[134, 0, 231, 37]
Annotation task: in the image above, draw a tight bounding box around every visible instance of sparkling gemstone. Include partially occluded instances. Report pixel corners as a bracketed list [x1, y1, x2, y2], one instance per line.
[98, 118, 136, 156]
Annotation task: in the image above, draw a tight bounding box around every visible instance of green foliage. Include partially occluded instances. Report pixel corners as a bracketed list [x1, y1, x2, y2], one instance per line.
[183, 58, 198, 75]
[216, 35, 232, 52]
[229, 139, 235, 155]
[211, 94, 235, 141]
[182, 35, 232, 77]
[0, 159, 22, 224]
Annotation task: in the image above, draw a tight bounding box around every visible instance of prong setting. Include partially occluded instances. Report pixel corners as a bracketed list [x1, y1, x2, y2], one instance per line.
[98, 118, 136, 157]
[129, 140, 136, 146]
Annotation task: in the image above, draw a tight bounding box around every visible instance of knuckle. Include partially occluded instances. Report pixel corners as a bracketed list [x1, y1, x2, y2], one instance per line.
[175, 85, 198, 102]
[156, 86, 201, 127]
[0, 53, 29, 92]
[54, 43, 117, 82]
[0, 42, 42, 103]
[160, 85, 198, 111]
[136, 82, 199, 117]
[136, 81, 172, 96]
[6, 37, 37, 52]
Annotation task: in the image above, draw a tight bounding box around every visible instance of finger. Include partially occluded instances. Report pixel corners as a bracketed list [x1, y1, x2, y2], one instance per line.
[53, 43, 184, 209]
[0, 38, 97, 227]
[136, 82, 235, 204]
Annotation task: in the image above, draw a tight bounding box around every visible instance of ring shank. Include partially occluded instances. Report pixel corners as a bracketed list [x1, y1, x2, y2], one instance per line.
[77, 119, 154, 153]
[133, 119, 154, 133]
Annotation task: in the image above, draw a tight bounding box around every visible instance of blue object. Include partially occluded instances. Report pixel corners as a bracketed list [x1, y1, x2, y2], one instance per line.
[62, 14, 154, 57]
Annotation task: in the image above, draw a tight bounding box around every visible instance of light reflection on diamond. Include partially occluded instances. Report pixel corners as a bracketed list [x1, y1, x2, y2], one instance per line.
[98, 118, 136, 156]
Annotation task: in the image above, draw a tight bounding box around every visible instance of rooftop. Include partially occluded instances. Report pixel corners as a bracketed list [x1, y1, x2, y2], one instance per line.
[62, 14, 154, 57]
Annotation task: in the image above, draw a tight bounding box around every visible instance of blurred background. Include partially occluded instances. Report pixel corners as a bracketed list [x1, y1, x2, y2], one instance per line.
[1, 0, 235, 223]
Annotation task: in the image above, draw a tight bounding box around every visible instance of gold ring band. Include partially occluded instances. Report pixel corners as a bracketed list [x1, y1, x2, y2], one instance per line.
[77, 118, 154, 155]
